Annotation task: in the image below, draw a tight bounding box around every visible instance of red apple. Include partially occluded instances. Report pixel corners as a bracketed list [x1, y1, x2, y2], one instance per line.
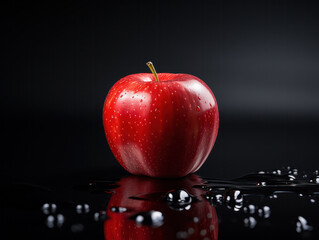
[104, 174, 218, 240]
[103, 62, 219, 177]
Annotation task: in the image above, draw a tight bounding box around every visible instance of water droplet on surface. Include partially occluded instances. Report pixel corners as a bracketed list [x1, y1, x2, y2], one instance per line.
[225, 189, 243, 211]
[258, 206, 271, 218]
[257, 181, 266, 186]
[45, 214, 64, 228]
[193, 217, 199, 223]
[288, 175, 296, 181]
[205, 192, 224, 205]
[41, 203, 57, 215]
[296, 216, 313, 233]
[164, 189, 193, 211]
[244, 217, 257, 229]
[243, 204, 255, 214]
[165, 189, 192, 205]
[76, 204, 90, 214]
[130, 211, 164, 227]
[292, 168, 298, 175]
[110, 206, 127, 213]
[310, 176, 319, 184]
[196, 106, 200, 112]
[94, 211, 107, 221]
[198, 96, 201, 100]
[269, 194, 278, 199]
[120, 95, 123, 98]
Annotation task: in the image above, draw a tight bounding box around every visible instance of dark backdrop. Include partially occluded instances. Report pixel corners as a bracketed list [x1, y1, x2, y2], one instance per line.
[2, 0, 319, 182]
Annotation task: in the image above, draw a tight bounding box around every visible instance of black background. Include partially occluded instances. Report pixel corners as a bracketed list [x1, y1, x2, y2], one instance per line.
[2, 0, 319, 183]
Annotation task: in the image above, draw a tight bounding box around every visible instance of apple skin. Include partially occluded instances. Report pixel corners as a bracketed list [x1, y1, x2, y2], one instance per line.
[103, 73, 219, 178]
[104, 174, 218, 240]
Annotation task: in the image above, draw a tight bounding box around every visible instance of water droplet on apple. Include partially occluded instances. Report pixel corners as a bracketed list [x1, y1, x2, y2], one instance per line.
[120, 95, 123, 98]
[140, 99, 143, 102]
[200, 229, 207, 236]
[176, 231, 188, 239]
[196, 106, 200, 112]
[93, 211, 107, 222]
[198, 96, 201, 100]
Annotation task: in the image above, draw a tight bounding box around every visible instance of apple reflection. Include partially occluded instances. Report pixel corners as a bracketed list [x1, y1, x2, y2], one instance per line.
[104, 174, 218, 240]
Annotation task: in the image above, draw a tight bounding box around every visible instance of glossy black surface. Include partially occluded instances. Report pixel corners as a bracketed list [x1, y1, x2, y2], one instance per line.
[1, 167, 318, 240]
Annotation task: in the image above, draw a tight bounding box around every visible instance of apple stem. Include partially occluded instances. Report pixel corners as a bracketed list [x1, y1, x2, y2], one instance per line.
[146, 61, 159, 82]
